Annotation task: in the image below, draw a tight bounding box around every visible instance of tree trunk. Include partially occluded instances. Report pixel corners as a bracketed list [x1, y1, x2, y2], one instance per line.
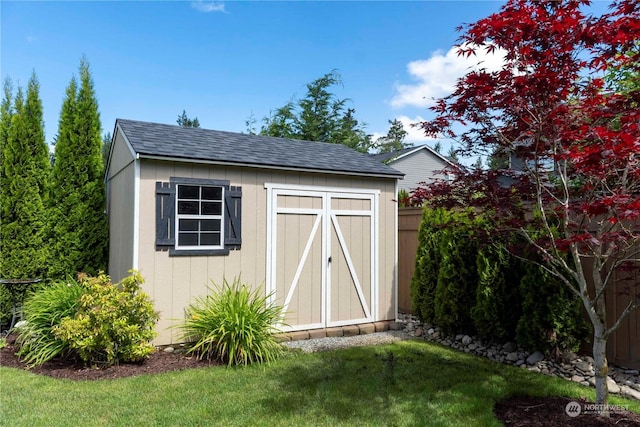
[592, 323, 610, 417]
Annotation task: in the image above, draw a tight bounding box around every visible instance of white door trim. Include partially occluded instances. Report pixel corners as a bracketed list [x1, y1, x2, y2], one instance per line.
[265, 183, 378, 331]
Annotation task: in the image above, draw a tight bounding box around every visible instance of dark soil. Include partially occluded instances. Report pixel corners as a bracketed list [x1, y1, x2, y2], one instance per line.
[2, 334, 639, 425]
[494, 395, 640, 426]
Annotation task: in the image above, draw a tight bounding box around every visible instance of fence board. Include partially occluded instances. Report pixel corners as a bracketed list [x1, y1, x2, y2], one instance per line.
[398, 208, 422, 313]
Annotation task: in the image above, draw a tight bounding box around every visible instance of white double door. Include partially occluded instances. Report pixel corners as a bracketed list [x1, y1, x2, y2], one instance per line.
[266, 184, 378, 331]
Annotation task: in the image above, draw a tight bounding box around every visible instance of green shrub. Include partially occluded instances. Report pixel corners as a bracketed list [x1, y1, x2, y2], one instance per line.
[434, 223, 479, 336]
[0, 284, 11, 330]
[53, 271, 158, 366]
[410, 207, 450, 324]
[17, 271, 157, 367]
[179, 277, 285, 366]
[471, 243, 523, 342]
[16, 279, 84, 366]
[516, 262, 590, 355]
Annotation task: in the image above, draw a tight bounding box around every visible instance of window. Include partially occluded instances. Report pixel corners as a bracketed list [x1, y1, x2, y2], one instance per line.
[156, 177, 242, 256]
[176, 184, 224, 249]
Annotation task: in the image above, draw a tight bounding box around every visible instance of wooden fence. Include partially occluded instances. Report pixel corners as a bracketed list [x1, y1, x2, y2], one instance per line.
[397, 207, 640, 369]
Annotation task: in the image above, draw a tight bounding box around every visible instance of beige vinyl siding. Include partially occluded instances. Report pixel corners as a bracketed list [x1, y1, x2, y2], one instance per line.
[135, 160, 397, 344]
[392, 150, 449, 192]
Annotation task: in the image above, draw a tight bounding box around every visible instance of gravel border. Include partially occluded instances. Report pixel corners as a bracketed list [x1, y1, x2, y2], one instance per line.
[281, 330, 411, 353]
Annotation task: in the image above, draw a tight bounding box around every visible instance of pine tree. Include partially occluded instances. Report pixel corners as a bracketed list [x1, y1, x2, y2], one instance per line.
[49, 58, 108, 277]
[0, 73, 50, 279]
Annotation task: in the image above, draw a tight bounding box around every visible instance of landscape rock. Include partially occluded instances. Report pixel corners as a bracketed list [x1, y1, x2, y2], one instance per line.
[506, 352, 519, 362]
[526, 351, 545, 365]
[396, 313, 640, 402]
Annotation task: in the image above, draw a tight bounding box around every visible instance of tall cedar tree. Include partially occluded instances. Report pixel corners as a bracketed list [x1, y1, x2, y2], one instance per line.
[0, 74, 50, 279]
[412, 0, 639, 414]
[260, 71, 372, 152]
[49, 58, 108, 278]
[375, 119, 410, 154]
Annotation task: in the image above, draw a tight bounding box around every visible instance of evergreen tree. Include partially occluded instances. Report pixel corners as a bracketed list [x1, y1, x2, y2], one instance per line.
[260, 71, 372, 152]
[0, 73, 50, 279]
[101, 131, 112, 169]
[375, 119, 410, 154]
[49, 58, 108, 277]
[177, 110, 200, 128]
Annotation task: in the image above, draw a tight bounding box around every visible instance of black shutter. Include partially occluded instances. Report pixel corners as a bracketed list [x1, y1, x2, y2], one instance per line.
[156, 181, 175, 250]
[225, 185, 242, 249]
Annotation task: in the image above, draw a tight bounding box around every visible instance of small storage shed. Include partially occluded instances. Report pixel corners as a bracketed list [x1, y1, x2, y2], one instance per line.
[106, 119, 404, 344]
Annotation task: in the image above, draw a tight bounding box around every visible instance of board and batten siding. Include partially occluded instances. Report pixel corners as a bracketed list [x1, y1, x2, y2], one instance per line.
[393, 149, 450, 192]
[131, 159, 397, 344]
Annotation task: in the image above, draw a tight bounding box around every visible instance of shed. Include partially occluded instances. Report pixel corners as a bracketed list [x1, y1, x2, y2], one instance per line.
[106, 119, 404, 344]
[369, 145, 457, 193]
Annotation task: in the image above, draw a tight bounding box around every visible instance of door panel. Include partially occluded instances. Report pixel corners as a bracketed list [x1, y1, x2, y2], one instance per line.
[269, 187, 376, 330]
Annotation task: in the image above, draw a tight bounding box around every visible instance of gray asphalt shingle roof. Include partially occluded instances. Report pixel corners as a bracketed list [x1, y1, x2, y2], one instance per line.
[116, 119, 403, 178]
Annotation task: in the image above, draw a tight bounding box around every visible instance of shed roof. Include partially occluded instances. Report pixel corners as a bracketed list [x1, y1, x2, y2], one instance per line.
[115, 119, 403, 178]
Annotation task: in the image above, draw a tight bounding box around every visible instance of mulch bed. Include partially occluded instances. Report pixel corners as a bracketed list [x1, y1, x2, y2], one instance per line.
[0, 333, 216, 380]
[2, 333, 640, 425]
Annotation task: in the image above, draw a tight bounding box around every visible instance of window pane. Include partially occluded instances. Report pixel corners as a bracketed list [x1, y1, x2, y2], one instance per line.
[201, 233, 221, 246]
[178, 185, 199, 199]
[202, 186, 222, 201]
[178, 201, 199, 215]
[179, 219, 199, 231]
[178, 233, 198, 246]
[202, 202, 222, 215]
[201, 219, 221, 232]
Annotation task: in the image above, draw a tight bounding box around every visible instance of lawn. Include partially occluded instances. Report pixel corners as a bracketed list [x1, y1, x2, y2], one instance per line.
[2, 339, 639, 426]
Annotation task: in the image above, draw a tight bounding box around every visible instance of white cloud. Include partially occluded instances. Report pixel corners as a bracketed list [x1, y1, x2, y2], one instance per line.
[373, 115, 437, 145]
[191, 1, 226, 13]
[391, 43, 506, 109]
[396, 115, 438, 144]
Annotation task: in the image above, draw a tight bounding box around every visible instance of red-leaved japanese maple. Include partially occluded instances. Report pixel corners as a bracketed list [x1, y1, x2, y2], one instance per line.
[412, 0, 639, 415]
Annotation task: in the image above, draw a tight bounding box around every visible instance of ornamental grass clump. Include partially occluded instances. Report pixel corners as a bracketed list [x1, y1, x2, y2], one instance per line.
[15, 280, 84, 367]
[180, 278, 285, 366]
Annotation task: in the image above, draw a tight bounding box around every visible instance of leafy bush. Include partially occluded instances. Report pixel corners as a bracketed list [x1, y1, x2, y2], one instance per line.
[179, 277, 285, 366]
[16, 271, 158, 367]
[53, 271, 158, 366]
[16, 279, 84, 366]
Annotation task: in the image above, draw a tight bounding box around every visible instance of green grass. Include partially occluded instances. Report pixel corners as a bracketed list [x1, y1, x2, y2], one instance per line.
[2, 339, 639, 426]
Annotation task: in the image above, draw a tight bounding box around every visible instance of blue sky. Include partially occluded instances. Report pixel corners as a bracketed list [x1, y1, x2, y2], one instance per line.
[2, 1, 510, 152]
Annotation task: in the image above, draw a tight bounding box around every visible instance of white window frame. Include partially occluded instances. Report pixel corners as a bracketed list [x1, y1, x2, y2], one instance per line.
[174, 183, 225, 251]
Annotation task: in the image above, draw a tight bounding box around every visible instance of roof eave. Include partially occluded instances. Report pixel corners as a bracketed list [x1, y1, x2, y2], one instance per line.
[137, 153, 404, 180]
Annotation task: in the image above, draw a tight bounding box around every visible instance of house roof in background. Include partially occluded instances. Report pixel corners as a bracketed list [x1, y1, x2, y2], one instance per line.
[369, 144, 457, 167]
[114, 119, 404, 178]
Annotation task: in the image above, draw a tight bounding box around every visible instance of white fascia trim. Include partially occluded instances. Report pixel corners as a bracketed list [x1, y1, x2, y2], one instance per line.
[138, 154, 402, 180]
[392, 144, 457, 168]
[265, 182, 381, 196]
[132, 159, 140, 270]
[393, 179, 399, 321]
[265, 184, 274, 304]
